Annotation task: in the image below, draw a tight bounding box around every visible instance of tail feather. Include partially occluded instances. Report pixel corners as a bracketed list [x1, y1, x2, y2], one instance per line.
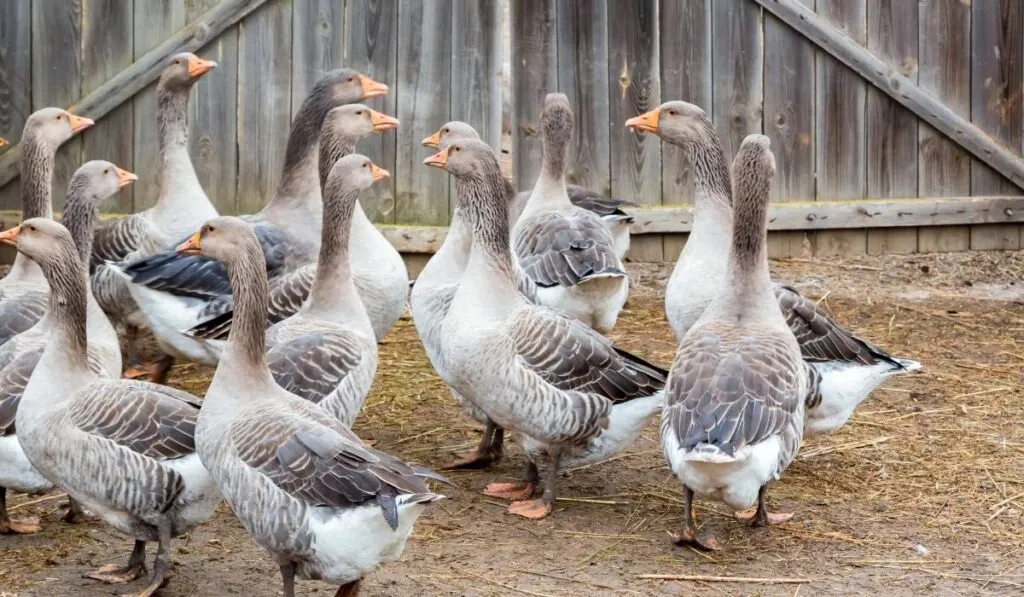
[894, 357, 922, 372]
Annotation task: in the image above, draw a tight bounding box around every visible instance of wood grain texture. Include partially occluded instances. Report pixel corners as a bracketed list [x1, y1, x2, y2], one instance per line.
[510, 0, 557, 192]
[132, 0, 186, 211]
[970, 0, 1023, 250]
[0, 0, 32, 209]
[710, 0, 763, 160]
[917, 0, 971, 252]
[345, 0, 398, 224]
[187, 0, 238, 214]
[608, 0, 661, 261]
[292, 0, 345, 119]
[866, 0, 918, 254]
[395, 0, 452, 226]
[236, 0, 292, 214]
[33, 0, 83, 211]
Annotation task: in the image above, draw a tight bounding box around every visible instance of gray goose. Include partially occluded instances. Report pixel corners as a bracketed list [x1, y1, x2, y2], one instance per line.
[423, 140, 665, 520]
[91, 52, 219, 382]
[177, 216, 445, 597]
[0, 108, 93, 347]
[0, 161, 134, 535]
[661, 135, 811, 550]
[628, 102, 920, 436]
[112, 70, 388, 367]
[7, 217, 218, 597]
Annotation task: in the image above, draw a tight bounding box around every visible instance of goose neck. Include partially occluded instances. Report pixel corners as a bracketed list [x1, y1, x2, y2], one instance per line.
[224, 243, 272, 372]
[60, 189, 100, 267]
[728, 181, 772, 297]
[318, 136, 358, 191]
[19, 136, 54, 220]
[306, 187, 360, 315]
[42, 249, 90, 369]
[457, 171, 521, 305]
[271, 89, 336, 206]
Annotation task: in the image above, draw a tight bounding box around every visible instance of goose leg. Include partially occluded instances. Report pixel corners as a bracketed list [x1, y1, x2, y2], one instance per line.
[483, 461, 538, 500]
[734, 484, 794, 527]
[126, 523, 171, 597]
[0, 487, 41, 534]
[670, 486, 720, 551]
[62, 496, 90, 523]
[280, 563, 296, 597]
[442, 420, 505, 470]
[334, 579, 361, 597]
[84, 540, 147, 583]
[507, 451, 561, 520]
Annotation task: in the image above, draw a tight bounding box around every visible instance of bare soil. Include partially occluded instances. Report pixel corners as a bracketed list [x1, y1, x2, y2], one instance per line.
[2, 251, 1023, 596]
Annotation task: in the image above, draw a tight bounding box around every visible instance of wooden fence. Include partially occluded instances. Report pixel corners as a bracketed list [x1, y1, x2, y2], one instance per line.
[1, 0, 1023, 261]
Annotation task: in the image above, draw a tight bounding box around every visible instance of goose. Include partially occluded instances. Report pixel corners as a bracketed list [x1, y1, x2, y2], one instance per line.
[91, 52, 219, 383]
[176, 216, 445, 597]
[422, 121, 635, 259]
[182, 104, 405, 347]
[0, 108, 94, 347]
[661, 135, 812, 550]
[5, 218, 218, 597]
[0, 161, 134, 535]
[112, 70, 389, 366]
[627, 102, 920, 436]
[423, 139, 666, 519]
[512, 93, 628, 334]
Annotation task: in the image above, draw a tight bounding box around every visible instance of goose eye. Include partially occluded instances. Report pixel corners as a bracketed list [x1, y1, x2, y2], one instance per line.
[207, 225, 216, 233]
[174, 59, 180, 64]
[56, 114, 62, 120]
[346, 76, 354, 82]
[443, 127, 449, 133]
[362, 162, 368, 168]
[103, 169, 109, 175]
[355, 110, 362, 115]
[667, 109, 677, 116]
[451, 146, 460, 152]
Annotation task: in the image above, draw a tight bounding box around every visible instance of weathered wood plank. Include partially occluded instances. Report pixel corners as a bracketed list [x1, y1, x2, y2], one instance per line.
[395, 0, 452, 226]
[710, 0, 763, 160]
[865, 0, 918, 254]
[812, 0, 866, 257]
[33, 0, 83, 211]
[970, 0, 1023, 250]
[0, 0, 32, 210]
[917, 0, 971, 253]
[345, 0, 398, 224]
[186, 0, 238, 214]
[608, 0, 661, 261]
[510, 0, 557, 192]
[292, 0, 345, 120]
[236, 0, 292, 214]
[82, 0, 134, 213]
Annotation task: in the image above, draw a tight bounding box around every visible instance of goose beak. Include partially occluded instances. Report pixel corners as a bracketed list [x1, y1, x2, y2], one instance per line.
[0, 138, 7, 150]
[67, 113, 95, 134]
[421, 129, 442, 148]
[116, 167, 138, 189]
[0, 226, 20, 248]
[359, 74, 388, 98]
[423, 148, 448, 170]
[625, 109, 659, 133]
[176, 230, 203, 256]
[187, 55, 218, 78]
[370, 162, 391, 182]
[369, 110, 399, 132]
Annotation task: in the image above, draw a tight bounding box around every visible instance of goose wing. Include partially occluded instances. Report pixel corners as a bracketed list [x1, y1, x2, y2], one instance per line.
[91, 214, 165, 270]
[0, 348, 41, 436]
[266, 329, 367, 405]
[566, 185, 635, 220]
[0, 293, 48, 346]
[513, 211, 625, 288]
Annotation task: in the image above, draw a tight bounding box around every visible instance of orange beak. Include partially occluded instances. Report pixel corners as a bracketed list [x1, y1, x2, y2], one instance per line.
[187, 55, 218, 78]
[175, 230, 203, 256]
[421, 129, 441, 148]
[369, 162, 390, 182]
[423, 148, 448, 169]
[0, 226, 20, 248]
[625, 109, 660, 133]
[68, 113, 95, 134]
[0, 137, 7, 150]
[369, 110, 399, 132]
[116, 166, 138, 189]
[359, 74, 389, 98]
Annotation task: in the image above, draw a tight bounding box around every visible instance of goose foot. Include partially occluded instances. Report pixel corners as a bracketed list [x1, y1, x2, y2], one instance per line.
[0, 517, 41, 534]
[444, 423, 504, 470]
[669, 527, 720, 551]
[124, 528, 171, 597]
[483, 481, 535, 501]
[506, 498, 552, 520]
[86, 540, 148, 584]
[733, 485, 793, 527]
[334, 579, 361, 597]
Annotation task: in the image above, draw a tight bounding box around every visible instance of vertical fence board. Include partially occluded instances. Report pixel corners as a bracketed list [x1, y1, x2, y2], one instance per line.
[814, 0, 867, 256]
[132, 0, 186, 212]
[33, 0, 82, 211]
[345, 0, 398, 224]
[917, 0, 971, 252]
[608, 0, 661, 261]
[292, 0, 345, 119]
[186, 0, 238, 214]
[236, 0, 293, 214]
[510, 0, 557, 192]
[710, 0, 763, 160]
[0, 0, 33, 210]
[865, 0, 918, 254]
[82, 0, 134, 213]
[395, 0, 451, 226]
[970, 0, 1023, 250]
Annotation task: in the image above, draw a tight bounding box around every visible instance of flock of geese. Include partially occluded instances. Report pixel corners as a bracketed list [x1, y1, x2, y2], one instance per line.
[0, 54, 922, 596]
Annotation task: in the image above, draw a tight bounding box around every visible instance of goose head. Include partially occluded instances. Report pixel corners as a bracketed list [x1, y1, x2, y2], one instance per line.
[421, 120, 480, 149]
[625, 101, 713, 146]
[323, 104, 399, 142]
[159, 52, 218, 90]
[732, 135, 776, 185]
[423, 138, 499, 180]
[175, 216, 259, 264]
[67, 160, 138, 203]
[317, 69, 389, 106]
[0, 218, 76, 267]
[326, 154, 390, 195]
[23, 108, 94, 148]
[540, 92, 573, 146]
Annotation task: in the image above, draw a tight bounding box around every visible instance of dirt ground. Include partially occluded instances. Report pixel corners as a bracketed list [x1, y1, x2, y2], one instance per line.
[2, 251, 1023, 596]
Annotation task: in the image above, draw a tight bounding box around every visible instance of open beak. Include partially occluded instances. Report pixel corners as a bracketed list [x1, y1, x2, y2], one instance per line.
[421, 130, 441, 148]
[369, 110, 399, 132]
[116, 167, 138, 189]
[359, 74, 389, 98]
[0, 226, 20, 248]
[625, 109, 660, 133]
[175, 230, 203, 256]
[68, 113, 95, 134]
[423, 148, 448, 170]
[187, 55, 218, 78]
[370, 162, 391, 182]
